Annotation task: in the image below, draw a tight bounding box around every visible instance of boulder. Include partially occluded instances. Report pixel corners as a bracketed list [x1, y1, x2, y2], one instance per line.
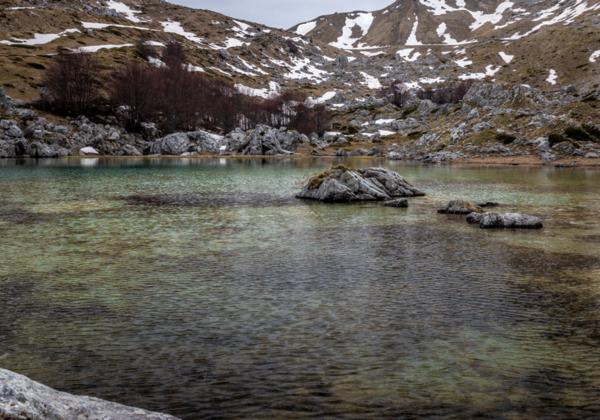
[234, 125, 292, 155]
[80, 146, 100, 155]
[6, 124, 23, 138]
[0, 368, 179, 420]
[297, 166, 425, 202]
[28, 141, 68, 158]
[438, 200, 483, 215]
[119, 144, 142, 156]
[188, 130, 224, 154]
[468, 212, 544, 229]
[148, 133, 191, 155]
[383, 198, 409, 208]
[387, 151, 402, 160]
[0, 140, 16, 158]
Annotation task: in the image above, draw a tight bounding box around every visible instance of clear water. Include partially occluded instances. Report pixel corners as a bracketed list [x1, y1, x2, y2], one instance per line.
[1, 157, 600, 419]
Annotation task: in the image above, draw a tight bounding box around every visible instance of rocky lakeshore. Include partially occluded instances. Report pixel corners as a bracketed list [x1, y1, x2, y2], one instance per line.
[0, 369, 178, 420]
[2, 83, 600, 165]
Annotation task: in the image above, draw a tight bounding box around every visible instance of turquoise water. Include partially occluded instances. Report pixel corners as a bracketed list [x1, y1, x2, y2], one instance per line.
[1, 157, 600, 418]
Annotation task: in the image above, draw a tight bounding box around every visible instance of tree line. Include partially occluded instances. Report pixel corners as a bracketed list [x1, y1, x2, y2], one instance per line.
[39, 41, 331, 136]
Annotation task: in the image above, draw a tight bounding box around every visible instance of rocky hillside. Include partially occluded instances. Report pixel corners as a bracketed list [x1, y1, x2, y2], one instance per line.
[0, 0, 343, 101]
[292, 0, 600, 91]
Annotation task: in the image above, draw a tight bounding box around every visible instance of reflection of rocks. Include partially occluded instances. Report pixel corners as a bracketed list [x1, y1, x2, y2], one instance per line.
[123, 192, 295, 208]
[0, 369, 178, 420]
[467, 212, 544, 229]
[297, 166, 425, 202]
[438, 200, 483, 215]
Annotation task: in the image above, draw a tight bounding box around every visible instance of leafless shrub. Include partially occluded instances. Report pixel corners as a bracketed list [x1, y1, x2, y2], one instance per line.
[41, 51, 103, 115]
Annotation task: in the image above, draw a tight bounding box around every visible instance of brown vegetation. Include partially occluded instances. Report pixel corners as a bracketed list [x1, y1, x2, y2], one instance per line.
[41, 52, 103, 115]
[40, 42, 331, 136]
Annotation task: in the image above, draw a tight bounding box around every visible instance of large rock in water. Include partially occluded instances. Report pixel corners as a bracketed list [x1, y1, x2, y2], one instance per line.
[0, 368, 179, 419]
[467, 212, 544, 229]
[296, 166, 425, 202]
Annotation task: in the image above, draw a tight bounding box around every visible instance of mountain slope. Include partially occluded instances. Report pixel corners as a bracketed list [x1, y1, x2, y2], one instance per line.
[291, 0, 600, 90]
[0, 0, 343, 100]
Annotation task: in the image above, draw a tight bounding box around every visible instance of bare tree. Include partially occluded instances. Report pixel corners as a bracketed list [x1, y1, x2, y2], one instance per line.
[42, 51, 103, 115]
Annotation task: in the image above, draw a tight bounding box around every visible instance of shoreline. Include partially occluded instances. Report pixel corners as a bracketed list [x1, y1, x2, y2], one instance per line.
[3, 154, 600, 168]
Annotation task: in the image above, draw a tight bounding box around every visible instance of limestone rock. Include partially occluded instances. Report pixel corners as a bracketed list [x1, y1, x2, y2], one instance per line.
[297, 166, 425, 202]
[0, 368, 179, 420]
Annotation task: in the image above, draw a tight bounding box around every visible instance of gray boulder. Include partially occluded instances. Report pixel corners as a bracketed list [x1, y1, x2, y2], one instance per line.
[236, 125, 292, 155]
[119, 144, 142, 156]
[438, 200, 483, 215]
[188, 131, 224, 153]
[0, 140, 16, 158]
[6, 125, 23, 138]
[27, 141, 68, 158]
[467, 212, 543, 229]
[297, 166, 425, 202]
[148, 133, 191, 155]
[0, 368, 179, 420]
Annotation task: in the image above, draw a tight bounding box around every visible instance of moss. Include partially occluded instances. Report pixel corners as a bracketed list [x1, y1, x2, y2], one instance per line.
[307, 165, 349, 189]
[496, 133, 516, 145]
[469, 129, 498, 145]
[548, 133, 568, 146]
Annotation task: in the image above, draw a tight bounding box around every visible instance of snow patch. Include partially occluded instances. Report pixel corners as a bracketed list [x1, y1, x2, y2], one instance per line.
[329, 12, 374, 49]
[296, 21, 317, 36]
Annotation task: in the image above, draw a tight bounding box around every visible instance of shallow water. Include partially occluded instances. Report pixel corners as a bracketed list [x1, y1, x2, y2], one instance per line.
[1, 157, 600, 419]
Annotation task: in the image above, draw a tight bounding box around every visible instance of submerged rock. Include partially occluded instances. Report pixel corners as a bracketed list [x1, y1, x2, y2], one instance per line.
[0, 368, 179, 419]
[467, 212, 544, 229]
[383, 198, 409, 208]
[438, 200, 483, 215]
[296, 166, 425, 202]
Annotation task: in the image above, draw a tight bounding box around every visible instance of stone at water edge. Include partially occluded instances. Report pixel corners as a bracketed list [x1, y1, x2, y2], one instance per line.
[467, 212, 544, 229]
[296, 166, 425, 202]
[438, 200, 483, 215]
[0, 368, 179, 420]
[384, 198, 409, 208]
[80, 146, 100, 155]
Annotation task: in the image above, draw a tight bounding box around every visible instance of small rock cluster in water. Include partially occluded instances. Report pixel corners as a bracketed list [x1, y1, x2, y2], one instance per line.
[297, 168, 543, 229]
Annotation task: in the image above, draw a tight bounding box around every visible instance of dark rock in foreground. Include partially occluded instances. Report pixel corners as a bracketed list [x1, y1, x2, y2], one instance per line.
[0, 368, 179, 420]
[383, 198, 409, 208]
[467, 212, 544, 229]
[296, 166, 425, 202]
[438, 200, 483, 214]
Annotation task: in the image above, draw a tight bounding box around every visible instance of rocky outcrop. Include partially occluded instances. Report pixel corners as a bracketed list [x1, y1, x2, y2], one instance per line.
[438, 200, 483, 215]
[0, 368, 179, 420]
[227, 125, 295, 155]
[467, 212, 543, 229]
[296, 166, 425, 202]
[148, 133, 192, 155]
[147, 130, 225, 155]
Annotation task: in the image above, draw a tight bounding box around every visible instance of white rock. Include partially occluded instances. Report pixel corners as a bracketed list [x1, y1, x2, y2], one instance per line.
[80, 146, 100, 155]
